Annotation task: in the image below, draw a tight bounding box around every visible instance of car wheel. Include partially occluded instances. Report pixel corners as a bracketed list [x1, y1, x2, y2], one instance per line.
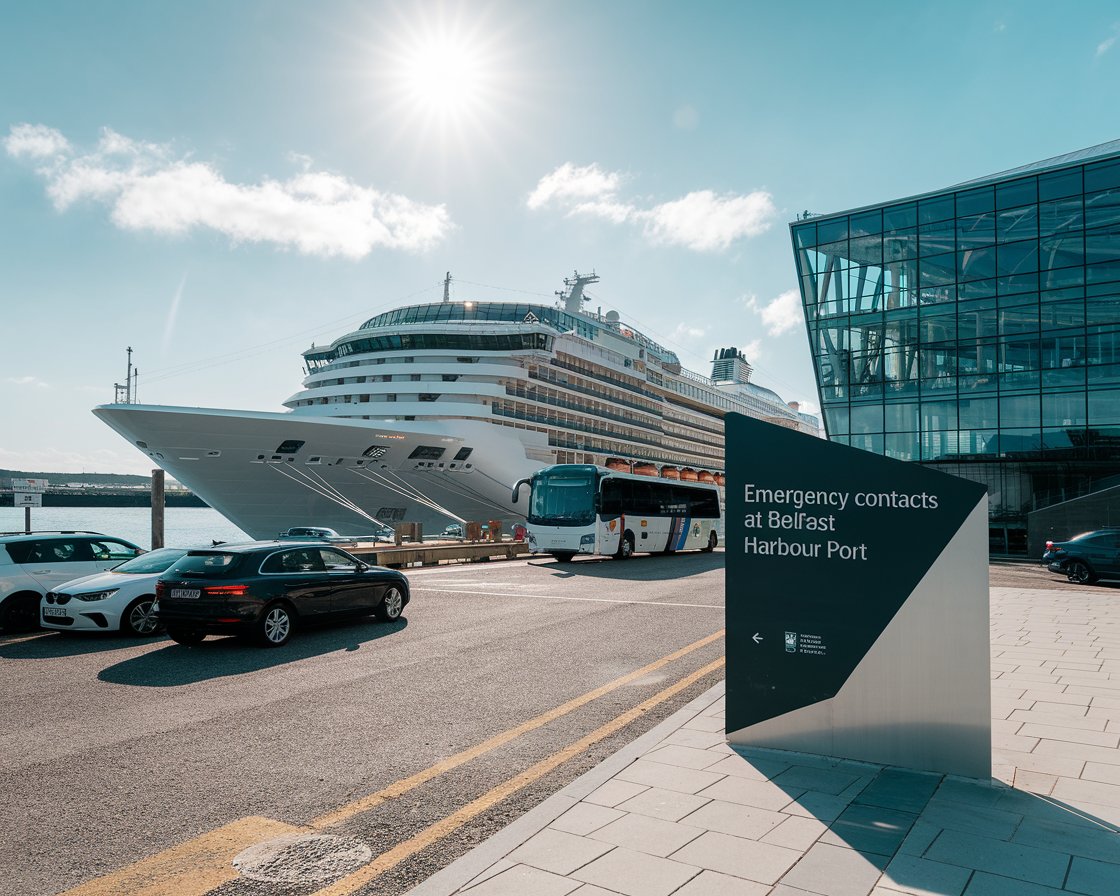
[0, 592, 42, 632]
[167, 628, 205, 645]
[1068, 560, 1097, 585]
[256, 603, 294, 647]
[552, 552, 575, 563]
[121, 596, 163, 637]
[703, 532, 718, 553]
[374, 586, 405, 622]
[614, 533, 634, 560]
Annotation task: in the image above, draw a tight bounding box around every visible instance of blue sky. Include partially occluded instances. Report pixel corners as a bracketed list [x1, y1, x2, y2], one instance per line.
[2, 1, 1119, 476]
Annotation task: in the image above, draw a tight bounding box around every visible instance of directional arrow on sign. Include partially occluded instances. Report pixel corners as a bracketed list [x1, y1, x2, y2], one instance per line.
[752, 633, 763, 644]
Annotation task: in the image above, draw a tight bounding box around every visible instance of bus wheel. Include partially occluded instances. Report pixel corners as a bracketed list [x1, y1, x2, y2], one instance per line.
[614, 533, 634, 560]
[552, 552, 575, 563]
[703, 532, 718, 552]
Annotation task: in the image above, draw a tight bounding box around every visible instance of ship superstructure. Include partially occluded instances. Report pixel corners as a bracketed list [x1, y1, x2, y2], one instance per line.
[95, 273, 818, 538]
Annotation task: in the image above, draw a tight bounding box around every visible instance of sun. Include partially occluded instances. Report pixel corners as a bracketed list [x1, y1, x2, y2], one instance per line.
[399, 35, 486, 117]
[376, 8, 512, 137]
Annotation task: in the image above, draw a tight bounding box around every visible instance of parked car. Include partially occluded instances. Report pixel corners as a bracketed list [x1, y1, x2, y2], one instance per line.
[278, 526, 348, 542]
[155, 541, 409, 647]
[0, 531, 143, 632]
[1042, 529, 1120, 584]
[40, 547, 190, 636]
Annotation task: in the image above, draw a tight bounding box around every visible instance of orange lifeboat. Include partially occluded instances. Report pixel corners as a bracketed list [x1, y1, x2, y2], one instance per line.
[634, 463, 658, 477]
[660, 466, 680, 480]
[697, 471, 715, 483]
[605, 458, 631, 472]
[679, 468, 698, 481]
[714, 474, 726, 487]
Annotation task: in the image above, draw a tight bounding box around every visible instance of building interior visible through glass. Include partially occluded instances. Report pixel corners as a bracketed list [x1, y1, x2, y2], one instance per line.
[791, 141, 1120, 553]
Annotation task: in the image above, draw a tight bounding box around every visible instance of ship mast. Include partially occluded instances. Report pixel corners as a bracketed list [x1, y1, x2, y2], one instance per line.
[442, 271, 452, 303]
[114, 346, 136, 404]
[558, 271, 599, 314]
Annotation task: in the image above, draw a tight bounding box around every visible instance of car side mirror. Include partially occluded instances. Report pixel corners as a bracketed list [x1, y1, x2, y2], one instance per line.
[355, 562, 368, 572]
[512, 478, 530, 503]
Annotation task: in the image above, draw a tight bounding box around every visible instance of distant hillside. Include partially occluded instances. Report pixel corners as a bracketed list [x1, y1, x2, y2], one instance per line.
[0, 469, 169, 488]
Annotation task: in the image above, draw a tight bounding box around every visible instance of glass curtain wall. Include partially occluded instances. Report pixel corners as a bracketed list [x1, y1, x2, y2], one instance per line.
[792, 153, 1120, 547]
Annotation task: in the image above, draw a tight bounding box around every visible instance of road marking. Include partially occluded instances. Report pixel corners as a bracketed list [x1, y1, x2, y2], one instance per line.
[308, 628, 724, 828]
[60, 631, 724, 894]
[0, 631, 55, 645]
[415, 587, 722, 609]
[56, 816, 304, 896]
[310, 656, 726, 896]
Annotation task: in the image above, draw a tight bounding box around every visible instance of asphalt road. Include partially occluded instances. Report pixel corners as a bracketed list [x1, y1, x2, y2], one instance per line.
[0, 551, 727, 896]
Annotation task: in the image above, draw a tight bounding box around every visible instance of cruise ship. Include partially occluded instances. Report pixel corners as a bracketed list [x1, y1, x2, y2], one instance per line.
[94, 273, 819, 538]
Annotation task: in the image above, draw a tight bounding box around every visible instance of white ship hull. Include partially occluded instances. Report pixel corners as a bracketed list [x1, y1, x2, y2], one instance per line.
[94, 405, 546, 539]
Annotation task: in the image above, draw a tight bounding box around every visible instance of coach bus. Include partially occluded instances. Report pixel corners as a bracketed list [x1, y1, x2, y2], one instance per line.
[512, 464, 722, 562]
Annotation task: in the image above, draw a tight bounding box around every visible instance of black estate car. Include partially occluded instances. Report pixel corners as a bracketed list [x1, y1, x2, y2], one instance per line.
[155, 541, 409, 647]
[1042, 529, 1120, 584]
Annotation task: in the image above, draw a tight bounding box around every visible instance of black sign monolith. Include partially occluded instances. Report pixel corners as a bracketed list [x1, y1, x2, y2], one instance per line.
[725, 413, 990, 777]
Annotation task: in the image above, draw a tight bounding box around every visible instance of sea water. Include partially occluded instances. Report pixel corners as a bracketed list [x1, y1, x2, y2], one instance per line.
[0, 506, 249, 550]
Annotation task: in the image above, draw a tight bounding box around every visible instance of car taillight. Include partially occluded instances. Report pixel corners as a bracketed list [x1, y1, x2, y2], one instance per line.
[1045, 541, 1054, 551]
[203, 584, 249, 596]
[156, 581, 167, 597]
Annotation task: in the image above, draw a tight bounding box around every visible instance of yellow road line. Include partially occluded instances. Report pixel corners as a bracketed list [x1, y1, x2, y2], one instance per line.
[311, 656, 726, 896]
[0, 631, 55, 646]
[60, 631, 724, 895]
[56, 816, 304, 896]
[309, 628, 724, 828]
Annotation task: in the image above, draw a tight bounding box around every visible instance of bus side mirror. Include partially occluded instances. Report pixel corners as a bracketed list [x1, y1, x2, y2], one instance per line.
[512, 478, 530, 503]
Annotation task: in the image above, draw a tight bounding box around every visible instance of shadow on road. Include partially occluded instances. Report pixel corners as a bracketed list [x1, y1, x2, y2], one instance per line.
[528, 550, 724, 581]
[97, 616, 408, 686]
[0, 630, 144, 660]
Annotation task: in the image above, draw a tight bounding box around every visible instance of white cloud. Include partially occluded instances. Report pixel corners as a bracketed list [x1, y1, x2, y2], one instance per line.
[672, 323, 707, 341]
[741, 338, 763, 362]
[4, 375, 49, 388]
[3, 123, 71, 159]
[744, 288, 804, 336]
[6, 124, 453, 258]
[527, 162, 623, 210]
[527, 162, 775, 253]
[795, 398, 820, 416]
[641, 190, 775, 252]
[1097, 24, 1120, 56]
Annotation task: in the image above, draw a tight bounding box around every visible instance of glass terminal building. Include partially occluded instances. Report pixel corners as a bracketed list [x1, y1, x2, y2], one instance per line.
[791, 140, 1120, 552]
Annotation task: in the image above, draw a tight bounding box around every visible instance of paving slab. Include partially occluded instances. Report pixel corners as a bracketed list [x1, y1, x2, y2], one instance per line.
[408, 588, 1120, 896]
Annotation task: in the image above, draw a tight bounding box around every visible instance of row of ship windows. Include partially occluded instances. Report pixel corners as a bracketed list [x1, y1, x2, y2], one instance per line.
[491, 401, 723, 464]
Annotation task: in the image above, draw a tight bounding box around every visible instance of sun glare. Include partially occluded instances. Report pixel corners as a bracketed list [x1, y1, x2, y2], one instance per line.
[400, 37, 484, 116]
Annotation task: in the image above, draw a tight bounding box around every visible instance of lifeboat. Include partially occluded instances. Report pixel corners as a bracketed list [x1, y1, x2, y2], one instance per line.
[714, 474, 726, 487]
[679, 468, 699, 481]
[634, 463, 658, 477]
[605, 458, 631, 472]
[697, 471, 716, 483]
[660, 466, 680, 480]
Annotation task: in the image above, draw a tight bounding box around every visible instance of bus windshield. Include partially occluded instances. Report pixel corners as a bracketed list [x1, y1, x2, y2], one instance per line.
[528, 468, 597, 526]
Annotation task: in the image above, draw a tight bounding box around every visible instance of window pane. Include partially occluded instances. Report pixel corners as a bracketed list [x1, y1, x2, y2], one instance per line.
[1039, 167, 1083, 200]
[850, 403, 883, 433]
[997, 240, 1039, 276]
[1000, 393, 1040, 427]
[1085, 159, 1120, 192]
[956, 186, 994, 216]
[884, 203, 917, 231]
[996, 177, 1037, 209]
[1089, 387, 1120, 423]
[1038, 197, 1084, 235]
[997, 205, 1038, 242]
[919, 195, 955, 224]
[958, 213, 996, 248]
[817, 217, 848, 243]
[1043, 392, 1086, 426]
[850, 209, 882, 236]
[1085, 188, 1120, 229]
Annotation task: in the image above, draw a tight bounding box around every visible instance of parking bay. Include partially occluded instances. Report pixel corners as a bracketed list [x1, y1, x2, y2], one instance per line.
[0, 551, 725, 896]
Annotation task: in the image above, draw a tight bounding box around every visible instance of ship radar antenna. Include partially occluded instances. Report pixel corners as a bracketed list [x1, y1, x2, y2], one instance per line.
[559, 270, 600, 314]
[442, 271, 452, 303]
[114, 346, 136, 404]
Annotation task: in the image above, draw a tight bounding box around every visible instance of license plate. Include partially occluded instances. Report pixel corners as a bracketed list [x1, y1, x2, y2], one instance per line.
[170, 588, 200, 599]
[43, 607, 68, 618]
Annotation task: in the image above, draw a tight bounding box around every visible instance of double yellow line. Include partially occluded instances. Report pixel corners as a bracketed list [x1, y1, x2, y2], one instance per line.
[61, 630, 725, 896]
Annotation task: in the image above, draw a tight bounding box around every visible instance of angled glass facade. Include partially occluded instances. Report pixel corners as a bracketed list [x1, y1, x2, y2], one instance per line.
[792, 140, 1120, 552]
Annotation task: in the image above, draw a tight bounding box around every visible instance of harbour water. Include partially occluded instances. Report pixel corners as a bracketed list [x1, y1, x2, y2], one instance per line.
[0, 506, 249, 550]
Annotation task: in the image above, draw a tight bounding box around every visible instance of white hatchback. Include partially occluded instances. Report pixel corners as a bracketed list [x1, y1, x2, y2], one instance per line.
[40, 547, 189, 636]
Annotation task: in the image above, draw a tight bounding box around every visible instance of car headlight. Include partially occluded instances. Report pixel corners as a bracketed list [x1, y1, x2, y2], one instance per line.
[76, 589, 119, 602]
[580, 534, 595, 545]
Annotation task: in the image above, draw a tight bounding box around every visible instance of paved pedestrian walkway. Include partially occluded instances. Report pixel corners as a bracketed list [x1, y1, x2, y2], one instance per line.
[409, 587, 1120, 896]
